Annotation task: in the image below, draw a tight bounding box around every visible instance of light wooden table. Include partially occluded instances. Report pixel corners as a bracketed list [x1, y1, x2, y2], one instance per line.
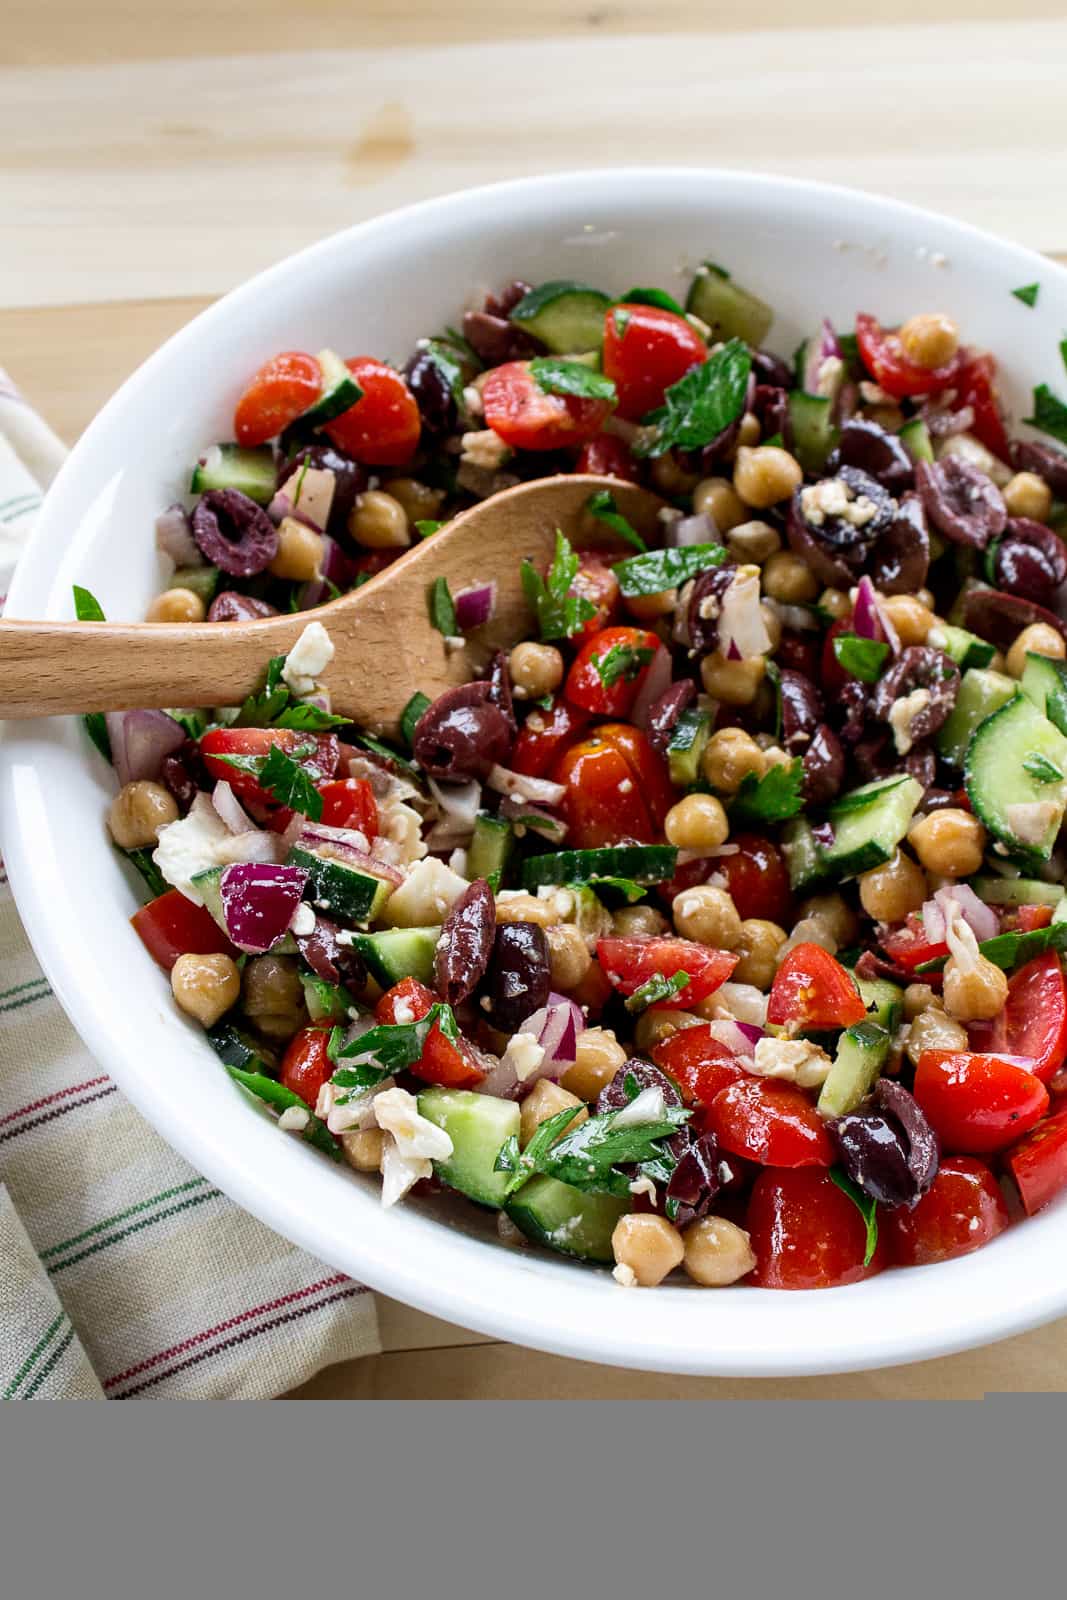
[5, 1, 1067, 1398]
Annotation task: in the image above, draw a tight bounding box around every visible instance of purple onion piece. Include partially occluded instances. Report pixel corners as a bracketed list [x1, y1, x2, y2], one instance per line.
[105, 709, 187, 787]
[155, 503, 201, 567]
[454, 582, 496, 631]
[218, 863, 307, 955]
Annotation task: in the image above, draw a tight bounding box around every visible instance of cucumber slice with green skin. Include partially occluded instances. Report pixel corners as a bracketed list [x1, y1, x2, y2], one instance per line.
[926, 622, 995, 671]
[964, 694, 1067, 862]
[190, 443, 276, 505]
[278, 349, 362, 453]
[788, 391, 838, 475]
[822, 776, 924, 879]
[817, 1021, 891, 1120]
[781, 817, 833, 894]
[350, 926, 440, 988]
[898, 417, 934, 463]
[206, 1021, 277, 1075]
[667, 707, 711, 787]
[467, 814, 513, 890]
[167, 565, 219, 605]
[852, 976, 903, 1034]
[285, 846, 394, 925]
[522, 844, 677, 891]
[417, 1088, 520, 1209]
[968, 875, 1067, 908]
[685, 263, 773, 347]
[509, 280, 612, 355]
[505, 1175, 629, 1263]
[1021, 651, 1067, 736]
[937, 667, 1016, 766]
[190, 867, 297, 953]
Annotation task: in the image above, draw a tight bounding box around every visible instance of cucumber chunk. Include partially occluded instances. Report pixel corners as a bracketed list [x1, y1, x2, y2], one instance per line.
[351, 926, 440, 988]
[1021, 651, 1067, 736]
[685, 263, 773, 347]
[817, 1021, 891, 1119]
[278, 349, 362, 452]
[286, 846, 394, 924]
[166, 565, 219, 605]
[466, 813, 514, 889]
[822, 776, 923, 879]
[417, 1088, 520, 1209]
[852, 975, 903, 1034]
[898, 417, 934, 463]
[505, 1175, 629, 1263]
[937, 667, 1016, 766]
[926, 623, 995, 671]
[190, 443, 276, 505]
[667, 707, 711, 787]
[788, 391, 838, 475]
[522, 844, 677, 891]
[509, 280, 612, 354]
[967, 875, 1067, 908]
[781, 817, 832, 894]
[207, 1021, 277, 1075]
[964, 694, 1067, 861]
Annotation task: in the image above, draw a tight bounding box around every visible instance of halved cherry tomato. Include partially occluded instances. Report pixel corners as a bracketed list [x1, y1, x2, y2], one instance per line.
[565, 625, 662, 718]
[883, 1157, 1009, 1266]
[375, 977, 484, 1089]
[881, 913, 948, 972]
[281, 1026, 335, 1108]
[767, 943, 867, 1030]
[651, 1024, 748, 1107]
[575, 432, 637, 480]
[481, 360, 613, 452]
[553, 735, 657, 848]
[512, 696, 590, 779]
[954, 350, 1011, 463]
[602, 303, 706, 420]
[855, 312, 963, 399]
[710, 1079, 835, 1167]
[1004, 1102, 1067, 1215]
[233, 351, 321, 447]
[597, 936, 737, 1012]
[200, 728, 340, 806]
[715, 833, 792, 925]
[596, 723, 675, 829]
[318, 778, 379, 839]
[1002, 905, 1053, 934]
[913, 1050, 1049, 1154]
[986, 952, 1067, 1084]
[570, 551, 623, 643]
[820, 617, 855, 697]
[746, 1167, 886, 1287]
[325, 357, 421, 466]
[131, 888, 236, 972]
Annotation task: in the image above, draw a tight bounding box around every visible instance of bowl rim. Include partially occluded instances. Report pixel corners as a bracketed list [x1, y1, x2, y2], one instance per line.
[6, 166, 1067, 1377]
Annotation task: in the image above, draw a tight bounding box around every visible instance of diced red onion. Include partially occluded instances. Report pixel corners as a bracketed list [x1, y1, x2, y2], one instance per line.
[454, 582, 497, 631]
[631, 644, 673, 732]
[218, 863, 308, 954]
[498, 795, 567, 843]
[922, 401, 975, 439]
[706, 1018, 760, 1058]
[487, 765, 566, 806]
[428, 777, 483, 830]
[668, 511, 717, 548]
[214, 831, 285, 865]
[812, 821, 835, 848]
[854, 575, 901, 654]
[725, 638, 743, 661]
[105, 709, 187, 787]
[297, 535, 354, 610]
[526, 992, 584, 1066]
[212, 779, 257, 835]
[719, 567, 771, 661]
[923, 885, 999, 945]
[801, 319, 842, 393]
[296, 823, 404, 886]
[155, 503, 200, 567]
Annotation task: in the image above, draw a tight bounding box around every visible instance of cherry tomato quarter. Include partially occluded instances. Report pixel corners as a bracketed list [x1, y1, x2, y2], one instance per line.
[131, 889, 236, 972]
[715, 833, 792, 924]
[913, 1050, 1049, 1154]
[766, 943, 867, 1030]
[325, 357, 421, 466]
[233, 351, 321, 447]
[746, 1167, 887, 1288]
[481, 361, 613, 452]
[651, 1024, 748, 1107]
[709, 1079, 835, 1167]
[1004, 1103, 1067, 1216]
[281, 1026, 335, 1108]
[552, 736, 657, 849]
[987, 952, 1067, 1084]
[565, 625, 662, 718]
[883, 1157, 1009, 1266]
[602, 303, 706, 420]
[596, 936, 737, 1011]
[375, 977, 484, 1089]
[512, 696, 590, 779]
[569, 552, 623, 643]
[318, 778, 379, 840]
[200, 728, 340, 807]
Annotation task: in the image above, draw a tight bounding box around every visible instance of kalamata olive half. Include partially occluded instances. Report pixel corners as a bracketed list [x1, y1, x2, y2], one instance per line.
[1010, 438, 1067, 497]
[482, 921, 550, 1032]
[915, 455, 1007, 548]
[462, 310, 541, 366]
[868, 492, 930, 595]
[482, 649, 517, 733]
[778, 669, 824, 754]
[207, 591, 280, 623]
[434, 879, 496, 1006]
[646, 680, 697, 756]
[687, 563, 738, 656]
[192, 490, 279, 577]
[802, 723, 845, 806]
[596, 1057, 683, 1114]
[831, 1079, 939, 1209]
[870, 646, 960, 743]
[991, 517, 1067, 603]
[961, 586, 1067, 651]
[402, 347, 458, 435]
[412, 683, 513, 780]
[828, 417, 914, 494]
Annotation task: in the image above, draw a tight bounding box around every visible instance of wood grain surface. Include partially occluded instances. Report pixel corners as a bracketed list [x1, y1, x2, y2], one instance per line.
[5, 0, 1067, 1399]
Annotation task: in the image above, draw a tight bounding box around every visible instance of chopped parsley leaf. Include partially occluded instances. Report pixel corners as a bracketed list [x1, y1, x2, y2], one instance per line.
[521, 529, 596, 641]
[634, 337, 751, 458]
[529, 358, 617, 402]
[593, 641, 654, 688]
[585, 488, 647, 553]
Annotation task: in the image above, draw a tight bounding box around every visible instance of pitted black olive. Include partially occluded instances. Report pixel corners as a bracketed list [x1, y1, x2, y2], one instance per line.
[687, 562, 739, 656]
[434, 879, 496, 1005]
[412, 683, 513, 780]
[868, 492, 930, 595]
[828, 417, 914, 494]
[831, 1079, 939, 1210]
[483, 921, 550, 1032]
[991, 518, 1067, 602]
[596, 1057, 683, 1114]
[192, 490, 278, 577]
[778, 669, 824, 754]
[870, 646, 960, 744]
[915, 455, 1007, 548]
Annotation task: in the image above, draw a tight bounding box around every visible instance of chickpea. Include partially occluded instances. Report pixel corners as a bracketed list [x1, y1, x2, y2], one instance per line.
[760, 549, 818, 605]
[382, 476, 445, 525]
[702, 727, 766, 793]
[903, 983, 937, 1021]
[650, 451, 700, 496]
[798, 893, 859, 947]
[908, 808, 986, 878]
[348, 489, 410, 549]
[733, 445, 803, 510]
[989, 650, 1008, 674]
[241, 954, 307, 1040]
[943, 949, 1009, 1022]
[865, 404, 906, 432]
[906, 1002, 968, 1065]
[612, 1212, 685, 1287]
[693, 475, 746, 534]
[269, 516, 325, 582]
[727, 520, 781, 565]
[672, 885, 742, 950]
[736, 412, 761, 449]
[561, 1027, 627, 1101]
[509, 641, 564, 699]
[701, 649, 765, 706]
[1002, 471, 1052, 523]
[341, 1127, 385, 1173]
[633, 1008, 703, 1053]
[625, 588, 678, 622]
[1007, 622, 1066, 679]
[664, 793, 729, 852]
[857, 850, 927, 923]
[546, 923, 592, 992]
[494, 892, 563, 928]
[882, 594, 935, 647]
[732, 919, 787, 989]
[107, 780, 178, 849]
[682, 1216, 757, 1287]
[611, 904, 669, 938]
[519, 1080, 586, 1149]
[819, 587, 851, 621]
[899, 312, 960, 371]
[145, 587, 206, 624]
[171, 952, 241, 1028]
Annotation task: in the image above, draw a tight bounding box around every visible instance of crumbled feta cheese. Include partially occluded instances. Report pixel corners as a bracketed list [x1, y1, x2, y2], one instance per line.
[752, 1036, 833, 1089]
[499, 1031, 546, 1085]
[392, 1000, 416, 1026]
[318, 1074, 396, 1134]
[290, 902, 316, 938]
[709, 982, 768, 1028]
[462, 383, 485, 419]
[800, 478, 879, 530]
[1005, 800, 1060, 847]
[859, 379, 895, 406]
[371, 795, 428, 870]
[613, 1262, 638, 1287]
[282, 621, 334, 697]
[379, 1138, 430, 1208]
[152, 793, 233, 903]
[382, 857, 470, 927]
[278, 1105, 310, 1133]
[613, 1086, 667, 1127]
[373, 1087, 454, 1163]
[814, 355, 845, 400]
[628, 1175, 658, 1204]
[460, 428, 511, 472]
[888, 687, 932, 755]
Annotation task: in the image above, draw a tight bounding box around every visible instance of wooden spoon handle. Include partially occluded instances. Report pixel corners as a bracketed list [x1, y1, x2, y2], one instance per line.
[0, 614, 309, 718]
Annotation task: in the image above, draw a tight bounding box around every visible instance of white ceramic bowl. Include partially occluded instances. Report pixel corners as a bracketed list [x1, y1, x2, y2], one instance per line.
[4, 169, 1067, 1376]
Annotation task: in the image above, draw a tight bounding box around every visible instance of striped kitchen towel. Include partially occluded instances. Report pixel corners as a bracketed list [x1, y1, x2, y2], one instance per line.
[0, 368, 379, 1398]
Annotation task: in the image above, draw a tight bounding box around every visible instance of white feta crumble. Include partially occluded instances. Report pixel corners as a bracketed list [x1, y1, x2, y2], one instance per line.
[499, 1031, 546, 1085]
[800, 478, 878, 530]
[497, 1212, 527, 1247]
[379, 1139, 430, 1208]
[814, 355, 845, 400]
[289, 902, 316, 938]
[460, 428, 511, 472]
[751, 1036, 833, 1089]
[373, 1087, 454, 1163]
[278, 1105, 310, 1133]
[709, 982, 768, 1028]
[281, 621, 334, 698]
[392, 999, 416, 1026]
[371, 795, 428, 870]
[613, 1262, 638, 1287]
[382, 857, 470, 927]
[888, 687, 932, 755]
[613, 1086, 667, 1127]
[152, 793, 232, 903]
[462, 383, 485, 419]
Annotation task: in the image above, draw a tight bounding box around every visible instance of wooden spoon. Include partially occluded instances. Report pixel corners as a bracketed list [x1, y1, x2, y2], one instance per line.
[0, 475, 663, 737]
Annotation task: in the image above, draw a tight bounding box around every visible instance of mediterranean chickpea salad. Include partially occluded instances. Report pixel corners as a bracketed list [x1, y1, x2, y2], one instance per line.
[89, 263, 1067, 1291]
